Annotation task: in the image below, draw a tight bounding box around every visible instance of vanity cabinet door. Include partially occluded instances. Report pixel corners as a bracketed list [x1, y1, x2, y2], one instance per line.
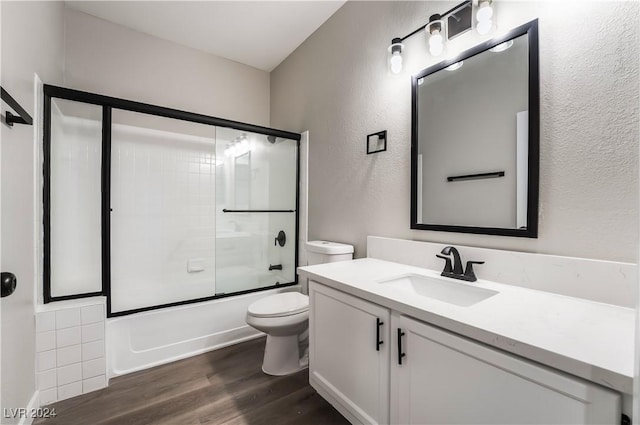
[391, 315, 620, 425]
[309, 281, 390, 425]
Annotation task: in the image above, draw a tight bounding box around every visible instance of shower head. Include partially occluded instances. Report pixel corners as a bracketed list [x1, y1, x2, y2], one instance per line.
[266, 135, 277, 144]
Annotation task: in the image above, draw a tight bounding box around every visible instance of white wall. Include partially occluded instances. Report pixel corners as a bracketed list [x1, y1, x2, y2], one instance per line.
[270, 1, 640, 262]
[1, 1, 65, 421]
[64, 7, 270, 127]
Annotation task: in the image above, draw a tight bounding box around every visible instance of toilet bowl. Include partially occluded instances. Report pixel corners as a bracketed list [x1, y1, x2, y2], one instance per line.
[246, 291, 309, 375]
[247, 240, 354, 376]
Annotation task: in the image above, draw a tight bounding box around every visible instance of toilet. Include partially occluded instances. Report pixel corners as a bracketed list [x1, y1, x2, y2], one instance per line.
[246, 240, 354, 375]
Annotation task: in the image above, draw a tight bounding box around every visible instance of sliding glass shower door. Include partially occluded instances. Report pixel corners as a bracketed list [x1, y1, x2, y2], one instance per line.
[108, 116, 298, 314]
[215, 128, 297, 295]
[43, 84, 300, 316]
[110, 110, 218, 313]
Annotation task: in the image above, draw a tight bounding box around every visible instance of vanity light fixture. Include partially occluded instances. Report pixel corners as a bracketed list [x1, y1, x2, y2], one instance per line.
[388, 38, 404, 74]
[474, 0, 495, 35]
[426, 14, 446, 57]
[388, 0, 486, 71]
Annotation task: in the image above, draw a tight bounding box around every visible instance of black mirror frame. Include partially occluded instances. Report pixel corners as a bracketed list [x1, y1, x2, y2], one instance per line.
[411, 19, 539, 238]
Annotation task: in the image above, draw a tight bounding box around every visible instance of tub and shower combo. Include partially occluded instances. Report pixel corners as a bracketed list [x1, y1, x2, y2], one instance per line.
[43, 85, 300, 377]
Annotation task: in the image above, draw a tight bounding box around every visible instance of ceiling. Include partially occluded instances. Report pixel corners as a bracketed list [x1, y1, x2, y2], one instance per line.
[65, 1, 346, 72]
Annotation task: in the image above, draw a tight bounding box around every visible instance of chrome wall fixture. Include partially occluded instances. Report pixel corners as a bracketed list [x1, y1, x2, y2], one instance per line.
[387, 0, 496, 74]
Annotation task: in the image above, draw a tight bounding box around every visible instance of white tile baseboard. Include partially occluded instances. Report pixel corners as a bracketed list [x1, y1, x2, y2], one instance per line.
[35, 300, 107, 406]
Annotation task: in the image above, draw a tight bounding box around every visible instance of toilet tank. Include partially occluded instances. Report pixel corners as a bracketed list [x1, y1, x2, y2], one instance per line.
[305, 241, 354, 265]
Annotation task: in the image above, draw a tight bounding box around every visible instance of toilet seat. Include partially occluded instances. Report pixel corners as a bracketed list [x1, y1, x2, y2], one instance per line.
[248, 292, 309, 318]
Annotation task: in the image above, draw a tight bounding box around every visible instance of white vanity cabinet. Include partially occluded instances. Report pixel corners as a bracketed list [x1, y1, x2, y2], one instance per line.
[309, 281, 621, 425]
[391, 314, 621, 425]
[309, 282, 391, 425]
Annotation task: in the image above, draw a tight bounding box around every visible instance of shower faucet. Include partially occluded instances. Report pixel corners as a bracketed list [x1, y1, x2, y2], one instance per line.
[269, 264, 283, 271]
[274, 230, 286, 247]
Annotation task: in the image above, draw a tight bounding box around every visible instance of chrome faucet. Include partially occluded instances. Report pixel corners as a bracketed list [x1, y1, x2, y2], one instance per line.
[436, 246, 484, 282]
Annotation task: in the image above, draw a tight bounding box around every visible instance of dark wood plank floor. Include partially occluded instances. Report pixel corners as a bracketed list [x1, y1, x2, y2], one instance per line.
[35, 337, 348, 425]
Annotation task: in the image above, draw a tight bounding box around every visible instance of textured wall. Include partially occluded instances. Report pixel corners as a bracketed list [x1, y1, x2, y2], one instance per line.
[270, 1, 639, 262]
[64, 8, 270, 127]
[1, 1, 65, 420]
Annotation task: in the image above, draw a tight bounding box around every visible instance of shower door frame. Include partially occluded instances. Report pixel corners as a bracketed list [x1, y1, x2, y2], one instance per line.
[43, 84, 301, 317]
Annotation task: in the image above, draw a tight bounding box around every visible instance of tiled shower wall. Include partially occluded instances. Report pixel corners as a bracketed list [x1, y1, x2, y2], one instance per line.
[109, 119, 217, 313]
[35, 303, 106, 404]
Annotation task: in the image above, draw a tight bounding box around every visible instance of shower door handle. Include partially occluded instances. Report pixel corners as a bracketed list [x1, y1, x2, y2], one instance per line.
[222, 209, 295, 213]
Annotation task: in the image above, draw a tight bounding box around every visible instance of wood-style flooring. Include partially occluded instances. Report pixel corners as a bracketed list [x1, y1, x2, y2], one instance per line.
[34, 337, 348, 425]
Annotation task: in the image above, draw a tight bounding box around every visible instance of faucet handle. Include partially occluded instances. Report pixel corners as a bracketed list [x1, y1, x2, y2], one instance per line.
[440, 246, 454, 255]
[436, 254, 453, 274]
[464, 261, 484, 282]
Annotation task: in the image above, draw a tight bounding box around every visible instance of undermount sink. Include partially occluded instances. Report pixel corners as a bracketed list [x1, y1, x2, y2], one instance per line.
[378, 273, 498, 307]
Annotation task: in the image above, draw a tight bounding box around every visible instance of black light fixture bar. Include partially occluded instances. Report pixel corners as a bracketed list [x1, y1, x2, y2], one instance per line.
[1, 86, 33, 127]
[398, 0, 471, 42]
[447, 171, 505, 182]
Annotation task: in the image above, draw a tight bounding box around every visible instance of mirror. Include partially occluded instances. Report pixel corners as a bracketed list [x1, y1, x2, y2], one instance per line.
[411, 20, 539, 237]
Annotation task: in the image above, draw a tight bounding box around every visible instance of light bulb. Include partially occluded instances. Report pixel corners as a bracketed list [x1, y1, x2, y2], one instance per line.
[390, 51, 403, 74]
[429, 30, 443, 47]
[476, 1, 493, 22]
[425, 16, 445, 58]
[477, 19, 492, 35]
[430, 42, 444, 57]
[388, 38, 404, 75]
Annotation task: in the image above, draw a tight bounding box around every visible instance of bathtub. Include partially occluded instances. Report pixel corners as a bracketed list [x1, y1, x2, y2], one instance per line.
[106, 286, 299, 377]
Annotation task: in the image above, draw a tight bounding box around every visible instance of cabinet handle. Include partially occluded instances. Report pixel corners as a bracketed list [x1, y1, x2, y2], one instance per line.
[376, 318, 384, 351]
[397, 328, 406, 365]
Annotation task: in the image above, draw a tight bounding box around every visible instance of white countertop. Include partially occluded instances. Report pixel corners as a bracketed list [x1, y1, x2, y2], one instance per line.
[298, 258, 635, 394]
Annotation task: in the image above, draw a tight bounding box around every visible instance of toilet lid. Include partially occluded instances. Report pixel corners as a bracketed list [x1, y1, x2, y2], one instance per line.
[248, 292, 309, 318]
